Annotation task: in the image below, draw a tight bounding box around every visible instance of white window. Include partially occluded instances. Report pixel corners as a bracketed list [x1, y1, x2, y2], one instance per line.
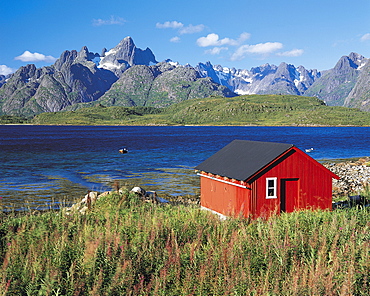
[266, 177, 277, 199]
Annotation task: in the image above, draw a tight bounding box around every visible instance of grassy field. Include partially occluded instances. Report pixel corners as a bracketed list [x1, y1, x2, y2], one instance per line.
[0, 115, 30, 124]
[28, 94, 370, 126]
[0, 190, 369, 295]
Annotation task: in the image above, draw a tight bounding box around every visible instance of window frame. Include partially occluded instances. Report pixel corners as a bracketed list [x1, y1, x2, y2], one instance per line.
[266, 177, 277, 199]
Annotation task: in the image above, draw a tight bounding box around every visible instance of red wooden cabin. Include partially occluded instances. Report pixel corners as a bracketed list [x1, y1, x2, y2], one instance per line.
[195, 140, 339, 219]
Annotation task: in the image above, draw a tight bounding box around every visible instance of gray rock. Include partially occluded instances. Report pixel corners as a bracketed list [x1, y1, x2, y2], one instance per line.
[98, 36, 157, 76]
[344, 58, 370, 111]
[195, 61, 320, 96]
[305, 53, 368, 106]
[324, 158, 370, 197]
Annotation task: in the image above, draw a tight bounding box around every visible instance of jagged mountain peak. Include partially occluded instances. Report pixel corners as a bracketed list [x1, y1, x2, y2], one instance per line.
[75, 46, 100, 65]
[250, 63, 277, 76]
[117, 36, 135, 47]
[15, 64, 37, 78]
[54, 50, 78, 71]
[275, 62, 297, 76]
[344, 58, 370, 111]
[333, 52, 368, 73]
[348, 52, 366, 65]
[304, 52, 368, 107]
[98, 36, 157, 74]
[334, 56, 357, 73]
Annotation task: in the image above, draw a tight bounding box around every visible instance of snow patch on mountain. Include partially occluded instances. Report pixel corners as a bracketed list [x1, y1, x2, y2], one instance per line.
[98, 61, 122, 71]
[358, 60, 368, 70]
[235, 89, 253, 95]
[193, 61, 320, 96]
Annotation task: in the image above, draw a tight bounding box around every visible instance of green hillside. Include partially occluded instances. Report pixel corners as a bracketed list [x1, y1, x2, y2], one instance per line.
[30, 94, 370, 126]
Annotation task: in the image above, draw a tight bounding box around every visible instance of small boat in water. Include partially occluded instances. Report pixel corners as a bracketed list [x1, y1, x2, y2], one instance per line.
[119, 148, 128, 154]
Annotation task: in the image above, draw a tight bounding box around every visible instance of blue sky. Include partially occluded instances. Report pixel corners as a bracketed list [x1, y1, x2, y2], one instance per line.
[1, 0, 370, 75]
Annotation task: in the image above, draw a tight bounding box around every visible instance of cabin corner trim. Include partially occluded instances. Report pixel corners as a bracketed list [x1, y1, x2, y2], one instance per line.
[201, 206, 228, 220]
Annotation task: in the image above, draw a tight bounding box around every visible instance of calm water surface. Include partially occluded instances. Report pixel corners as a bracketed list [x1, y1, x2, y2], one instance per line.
[1, 125, 369, 210]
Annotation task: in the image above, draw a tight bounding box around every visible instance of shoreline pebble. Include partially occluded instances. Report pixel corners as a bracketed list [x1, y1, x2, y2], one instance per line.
[323, 157, 370, 197]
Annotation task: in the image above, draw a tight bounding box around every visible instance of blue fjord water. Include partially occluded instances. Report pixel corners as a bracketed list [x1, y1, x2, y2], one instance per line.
[0, 125, 369, 210]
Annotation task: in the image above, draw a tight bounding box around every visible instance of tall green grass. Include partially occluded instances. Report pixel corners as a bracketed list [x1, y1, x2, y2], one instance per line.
[0, 191, 369, 295]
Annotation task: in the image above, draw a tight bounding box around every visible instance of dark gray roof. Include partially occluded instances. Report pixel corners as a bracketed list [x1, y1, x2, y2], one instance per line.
[195, 140, 294, 181]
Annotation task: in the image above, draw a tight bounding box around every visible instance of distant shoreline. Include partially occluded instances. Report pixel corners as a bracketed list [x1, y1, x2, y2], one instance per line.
[2, 123, 370, 127]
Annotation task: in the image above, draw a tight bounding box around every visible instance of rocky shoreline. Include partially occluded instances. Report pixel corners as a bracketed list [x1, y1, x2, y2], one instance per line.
[63, 157, 370, 215]
[323, 157, 370, 198]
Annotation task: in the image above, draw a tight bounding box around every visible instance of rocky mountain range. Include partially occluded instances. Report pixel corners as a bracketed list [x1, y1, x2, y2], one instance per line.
[195, 62, 321, 96]
[0, 47, 118, 116]
[0, 37, 235, 116]
[305, 52, 369, 107]
[96, 62, 235, 109]
[194, 52, 369, 110]
[0, 36, 369, 116]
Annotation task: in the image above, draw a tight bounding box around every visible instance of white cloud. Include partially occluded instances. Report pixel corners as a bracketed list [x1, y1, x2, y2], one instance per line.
[156, 21, 184, 29]
[205, 47, 228, 55]
[197, 33, 220, 47]
[360, 33, 370, 41]
[243, 42, 283, 54]
[197, 32, 250, 47]
[170, 36, 181, 43]
[0, 65, 15, 75]
[237, 32, 252, 43]
[179, 24, 205, 35]
[231, 42, 283, 61]
[277, 49, 304, 57]
[92, 16, 126, 26]
[156, 20, 205, 35]
[14, 51, 57, 63]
